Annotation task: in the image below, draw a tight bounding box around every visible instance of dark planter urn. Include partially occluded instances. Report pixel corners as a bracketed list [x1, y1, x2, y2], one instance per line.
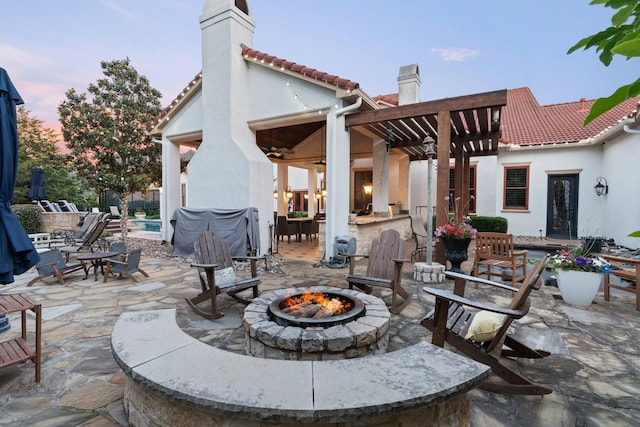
[441, 237, 472, 273]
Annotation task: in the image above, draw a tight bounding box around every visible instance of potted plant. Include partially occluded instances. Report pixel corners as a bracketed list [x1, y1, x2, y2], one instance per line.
[549, 246, 612, 306]
[435, 196, 477, 273]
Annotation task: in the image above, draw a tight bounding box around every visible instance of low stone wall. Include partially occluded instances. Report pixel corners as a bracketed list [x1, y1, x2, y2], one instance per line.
[39, 212, 80, 233]
[112, 309, 491, 427]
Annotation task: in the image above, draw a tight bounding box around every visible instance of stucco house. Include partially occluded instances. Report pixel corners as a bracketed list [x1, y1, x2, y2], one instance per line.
[148, 0, 640, 257]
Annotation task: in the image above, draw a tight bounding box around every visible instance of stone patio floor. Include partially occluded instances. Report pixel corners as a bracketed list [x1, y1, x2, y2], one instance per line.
[0, 235, 639, 426]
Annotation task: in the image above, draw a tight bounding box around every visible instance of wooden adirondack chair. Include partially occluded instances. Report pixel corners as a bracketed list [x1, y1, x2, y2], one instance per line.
[421, 254, 552, 395]
[103, 248, 149, 283]
[186, 231, 262, 320]
[473, 232, 528, 289]
[346, 229, 411, 314]
[27, 249, 87, 286]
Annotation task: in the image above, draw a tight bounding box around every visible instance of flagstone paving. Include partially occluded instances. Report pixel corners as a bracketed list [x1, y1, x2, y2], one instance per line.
[0, 240, 639, 426]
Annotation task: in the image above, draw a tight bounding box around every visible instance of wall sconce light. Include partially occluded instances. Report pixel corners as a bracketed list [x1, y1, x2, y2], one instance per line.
[273, 190, 278, 199]
[594, 177, 608, 196]
[285, 186, 294, 200]
[315, 188, 322, 199]
[363, 184, 373, 195]
[321, 188, 327, 197]
[304, 193, 308, 200]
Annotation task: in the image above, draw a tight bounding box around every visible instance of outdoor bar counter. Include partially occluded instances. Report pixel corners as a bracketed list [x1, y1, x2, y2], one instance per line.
[318, 214, 412, 256]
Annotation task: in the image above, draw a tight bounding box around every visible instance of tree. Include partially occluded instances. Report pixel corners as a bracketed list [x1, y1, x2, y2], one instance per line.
[58, 58, 162, 241]
[568, 0, 640, 125]
[15, 107, 89, 206]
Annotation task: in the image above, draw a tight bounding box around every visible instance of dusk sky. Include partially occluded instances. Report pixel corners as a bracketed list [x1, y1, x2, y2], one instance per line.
[2, 0, 638, 134]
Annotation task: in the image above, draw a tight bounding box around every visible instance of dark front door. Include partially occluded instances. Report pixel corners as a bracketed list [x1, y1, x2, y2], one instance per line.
[547, 174, 578, 238]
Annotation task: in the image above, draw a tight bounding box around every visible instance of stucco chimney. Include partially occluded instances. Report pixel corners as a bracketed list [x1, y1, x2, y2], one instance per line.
[397, 64, 421, 106]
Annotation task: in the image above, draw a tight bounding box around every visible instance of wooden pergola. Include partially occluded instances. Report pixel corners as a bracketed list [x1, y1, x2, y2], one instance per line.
[345, 89, 508, 264]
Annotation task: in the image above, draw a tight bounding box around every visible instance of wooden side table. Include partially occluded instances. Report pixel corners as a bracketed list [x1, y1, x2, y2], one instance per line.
[0, 293, 42, 382]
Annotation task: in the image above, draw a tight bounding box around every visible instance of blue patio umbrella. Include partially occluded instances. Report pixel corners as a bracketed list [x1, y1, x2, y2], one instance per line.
[28, 167, 47, 201]
[0, 68, 39, 284]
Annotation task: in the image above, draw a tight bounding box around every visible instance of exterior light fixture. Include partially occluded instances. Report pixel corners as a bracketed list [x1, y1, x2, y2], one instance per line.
[285, 186, 294, 200]
[363, 184, 373, 195]
[422, 135, 436, 158]
[594, 177, 608, 196]
[273, 190, 278, 199]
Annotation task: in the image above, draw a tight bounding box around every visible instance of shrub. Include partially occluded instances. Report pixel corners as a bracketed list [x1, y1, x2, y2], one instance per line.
[12, 204, 42, 234]
[469, 216, 508, 233]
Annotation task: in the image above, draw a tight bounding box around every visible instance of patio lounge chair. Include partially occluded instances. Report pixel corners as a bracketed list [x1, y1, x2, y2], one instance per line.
[59, 215, 110, 258]
[421, 254, 551, 395]
[346, 229, 411, 314]
[27, 249, 87, 286]
[55, 212, 104, 244]
[103, 248, 148, 283]
[186, 230, 262, 320]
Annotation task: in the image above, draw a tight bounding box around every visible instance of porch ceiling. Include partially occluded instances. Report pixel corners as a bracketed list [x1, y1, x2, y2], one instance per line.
[255, 89, 507, 165]
[345, 89, 508, 160]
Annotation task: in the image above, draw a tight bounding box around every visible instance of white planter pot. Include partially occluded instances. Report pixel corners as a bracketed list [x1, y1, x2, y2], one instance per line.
[556, 270, 602, 306]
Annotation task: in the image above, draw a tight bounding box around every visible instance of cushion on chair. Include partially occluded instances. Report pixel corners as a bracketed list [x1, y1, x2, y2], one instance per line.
[214, 267, 236, 286]
[465, 310, 506, 342]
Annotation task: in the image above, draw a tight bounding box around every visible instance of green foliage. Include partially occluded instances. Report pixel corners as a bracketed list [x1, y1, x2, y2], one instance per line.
[58, 58, 163, 239]
[568, 0, 640, 125]
[629, 230, 640, 237]
[12, 204, 42, 234]
[469, 216, 508, 233]
[14, 107, 88, 205]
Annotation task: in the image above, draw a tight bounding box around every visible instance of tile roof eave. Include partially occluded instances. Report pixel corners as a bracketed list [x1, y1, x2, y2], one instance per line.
[148, 72, 203, 136]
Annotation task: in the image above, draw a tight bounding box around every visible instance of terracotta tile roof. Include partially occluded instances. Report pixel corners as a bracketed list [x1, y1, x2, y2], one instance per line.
[149, 71, 202, 132]
[241, 46, 359, 91]
[501, 87, 639, 145]
[150, 47, 361, 132]
[372, 94, 398, 106]
[371, 87, 639, 146]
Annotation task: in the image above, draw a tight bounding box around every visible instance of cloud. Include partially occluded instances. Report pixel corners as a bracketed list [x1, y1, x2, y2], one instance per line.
[431, 48, 480, 62]
[102, 1, 133, 17]
[0, 43, 52, 70]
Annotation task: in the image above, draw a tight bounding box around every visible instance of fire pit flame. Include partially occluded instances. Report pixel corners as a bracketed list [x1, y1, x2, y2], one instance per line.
[268, 289, 365, 328]
[281, 291, 353, 319]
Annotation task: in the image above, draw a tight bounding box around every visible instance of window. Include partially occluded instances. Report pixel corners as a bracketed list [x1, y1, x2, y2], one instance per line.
[504, 166, 529, 209]
[448, 165, 476, 213]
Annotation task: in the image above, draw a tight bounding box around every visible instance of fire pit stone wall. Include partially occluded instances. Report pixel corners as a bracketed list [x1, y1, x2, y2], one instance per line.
[243, 286, 391, 360]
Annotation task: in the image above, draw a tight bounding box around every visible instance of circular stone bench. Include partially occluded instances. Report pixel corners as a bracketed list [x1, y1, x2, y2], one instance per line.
[111, 309, 490, 427]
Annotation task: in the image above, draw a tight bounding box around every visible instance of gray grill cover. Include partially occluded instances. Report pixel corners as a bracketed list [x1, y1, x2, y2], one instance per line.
[170, 207, 260, 257]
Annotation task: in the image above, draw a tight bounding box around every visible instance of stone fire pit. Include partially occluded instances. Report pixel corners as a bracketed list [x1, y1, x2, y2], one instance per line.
[243, 286, 390, 360]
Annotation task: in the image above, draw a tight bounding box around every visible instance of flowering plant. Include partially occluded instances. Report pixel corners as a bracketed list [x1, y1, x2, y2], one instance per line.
[435, 196, 477, 240]
[548, 248, 612, 273]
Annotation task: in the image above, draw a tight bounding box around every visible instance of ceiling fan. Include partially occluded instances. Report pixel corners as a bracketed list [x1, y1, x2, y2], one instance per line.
[261, 146, 294, 158]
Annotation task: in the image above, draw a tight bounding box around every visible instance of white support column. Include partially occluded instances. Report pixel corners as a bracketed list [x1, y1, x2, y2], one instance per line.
[307, 169, 317, 217]
[161, 137, 181, 243]
[277, 165, 288, 216]
[325, 98, 362, 260]
[372, 139, 389, 216]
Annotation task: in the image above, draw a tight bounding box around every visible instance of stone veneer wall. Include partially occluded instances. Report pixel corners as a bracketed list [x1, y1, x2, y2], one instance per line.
[124, 379, 471, 427]
[318, 215, 411, 259]
[39, 212, 80, 233]
[243, 287, 390, 360]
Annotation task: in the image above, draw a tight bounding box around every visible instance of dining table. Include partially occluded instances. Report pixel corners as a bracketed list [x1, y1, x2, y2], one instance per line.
[286, 217, 313, 241]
